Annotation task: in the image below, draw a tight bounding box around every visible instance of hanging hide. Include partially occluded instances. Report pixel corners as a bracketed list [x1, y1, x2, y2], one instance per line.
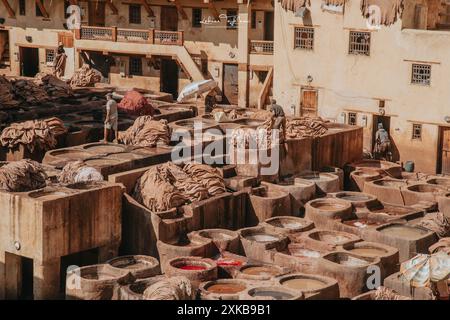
[360, 0, 404, 26]
[278, 0, 311, 12]
[324, 0, 346, 5]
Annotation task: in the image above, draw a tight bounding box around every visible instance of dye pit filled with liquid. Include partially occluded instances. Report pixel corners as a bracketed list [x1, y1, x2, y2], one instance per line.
[282, 278, 325, 291]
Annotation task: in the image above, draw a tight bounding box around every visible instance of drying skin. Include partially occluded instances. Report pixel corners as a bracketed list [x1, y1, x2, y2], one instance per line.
[279, 0, 311, 12]
[118, 116, 171, 148]
[132, 162, 226, 211]
[324, 0, 346, 5]
[0, 76, 19, 108]
[0, 117, 67, 152]
[117, 90, 156, 116]
[34, 72, 73, 99]
[11, 78, 49, 104]
[417, 212, 450, 238]
[58, 160, 104, 184]
[143, 276, 193, 300]
[373, 286, 410, 300]
[429, 238, 450, 255]
[360, 0, 404, 26]
[0, 159, 47, 192]
[286, 117, 328, 139]
[70, 64, 102, 87]
[230, 118, 274, 149]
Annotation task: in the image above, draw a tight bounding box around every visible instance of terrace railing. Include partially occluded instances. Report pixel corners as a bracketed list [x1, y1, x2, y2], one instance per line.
[250, 40, 274, 54]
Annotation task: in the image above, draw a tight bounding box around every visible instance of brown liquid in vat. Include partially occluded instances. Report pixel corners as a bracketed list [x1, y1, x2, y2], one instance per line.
[282, 278, 324, 291]
[207, 283, 246, 294]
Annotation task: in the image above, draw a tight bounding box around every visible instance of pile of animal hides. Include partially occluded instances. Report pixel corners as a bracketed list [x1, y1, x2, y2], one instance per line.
[371, 286, 410, 300]
[132, 162, 226, 212]
[118, 90, 157, 116]
[10, 77, 49, 104]
[70, 64, 102, 87]
[0, 75, 19, 108]
[416, 212, 450, 239]
[143, 276, 194, 300]
[230, 117, 274, 149]
[0, 117, 67, 152]
[118, 116, 171, 148]
[0, 159, 47, 192]
[34, 72, 73, 98]
[286, 117, 328, 139]
[58, 160, 104, 184]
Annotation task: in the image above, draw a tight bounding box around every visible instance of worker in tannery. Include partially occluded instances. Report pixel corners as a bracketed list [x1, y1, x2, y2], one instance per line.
[53, 45, 67, 78]
[373, 123, 392, 161]
[103, 93, 119, 143]
[269, 98, 286, 143]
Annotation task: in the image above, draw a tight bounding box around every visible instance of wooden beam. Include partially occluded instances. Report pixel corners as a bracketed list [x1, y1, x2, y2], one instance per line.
[106, 0, 118, 15]
[68, 0, 78, 4]
[207, 2, 220, 20]
[171, 0, 188, 20]
[35, 0, 49, 19]
[142, 0, 154, 17]
[1, 0, 15, 18]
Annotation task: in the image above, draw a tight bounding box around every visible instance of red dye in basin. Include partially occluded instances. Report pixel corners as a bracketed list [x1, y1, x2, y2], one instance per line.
[217, 258, 243, 267]
[179, 265, 207, 271]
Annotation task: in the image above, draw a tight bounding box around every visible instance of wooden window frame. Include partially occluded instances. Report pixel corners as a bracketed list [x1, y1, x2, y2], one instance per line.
[129, 56, 143, 76]
[349, 31, 371, 56]
[294, 26, 314, 50]
[129, 4, 142, 24]
[412, 123, 423, 140]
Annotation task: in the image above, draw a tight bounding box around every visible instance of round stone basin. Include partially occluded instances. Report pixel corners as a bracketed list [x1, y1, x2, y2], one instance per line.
[287, 246, 322, 258]
[108, 255, 158, 271]
[309, 199, 348, 211]
[297, 172, 334, 182]
[266, 217, 309, 231]
[174, 119, 212, 129]
[170, 258, 213, 271]
[66, 181, 104, 190]
[345, 245, 388, 258]
[335, 192, 375, 202]
[280, 275, 328, 291]
[378, 224, 429, 240]
[308, 230, 354, 245]
[74, 120, 104, 127]
[352, 170, 381, 178]
[29, 190, 69, 200]
[370, 205, 412, 216]
[343, 218, 383, 228]
[240, 264, 283, 277]
[204, 280, 247, 295]
[406, 184, 446, 194]
[49, 149, 92, 160]
[84, 158, 122, 166]
[82, 143, 127, 153]
[244, 233, 280, 243]
[373, 179, 407, 188]
[427, 178, 450, 187]
[247, 287, 295, 300]
[198, 229, 235, 241]
[324, 252, 373, 267]
[79, 265, 117, 281]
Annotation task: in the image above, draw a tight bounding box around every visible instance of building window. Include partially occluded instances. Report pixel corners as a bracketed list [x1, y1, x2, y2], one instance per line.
[349, 31, 371, 56]
[251, 11, 257, 29]
[294, 27, 314, 50]
[36, 0, 45, 17]
[129, 4, 141, 24]
[226, 10, 238, 29]
[192, 8, 202, 28]
[411, 64, 431, 86]
[412, 123, 422, 140]
[45, 49, 55, 64]
[129, 57, 142, 76]
[19, 0, 26, 16]
[348, 112, 357, 126]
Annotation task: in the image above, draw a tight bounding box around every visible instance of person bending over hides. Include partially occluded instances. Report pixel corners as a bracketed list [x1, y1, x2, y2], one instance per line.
[104, 93, 119, 143]
[269, 98, 286, 142]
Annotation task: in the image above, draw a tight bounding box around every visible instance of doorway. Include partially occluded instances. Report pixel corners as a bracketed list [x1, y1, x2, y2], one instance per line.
[19, 47, 39, 77]
[88, 1, 106, 27]
[438, 126, 450, 174]
[372, 115, 391, 147]
[300, 88, 318, 117]
[222, 63, 239, 105]
[161, 6, 178, 31]
[160, 58, 179, 99]
[264, 11, 274, 41]
[4, 253, 33, 300]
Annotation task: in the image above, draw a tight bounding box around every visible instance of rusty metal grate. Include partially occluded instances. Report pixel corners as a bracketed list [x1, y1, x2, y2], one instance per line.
[411, 63, 431, 85]
[349, 31, 370, 56]
[294, 27, 314, 50]
[250, 40, 274, 54]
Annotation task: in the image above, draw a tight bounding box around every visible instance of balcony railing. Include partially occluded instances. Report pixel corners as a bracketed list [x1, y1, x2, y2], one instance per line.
[75, 26, 183, 46]
[250, 40, 274, 54]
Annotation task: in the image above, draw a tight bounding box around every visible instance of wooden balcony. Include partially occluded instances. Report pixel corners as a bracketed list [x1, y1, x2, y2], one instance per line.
[74, 26, 184, 46]
[249, 40, 274, 54]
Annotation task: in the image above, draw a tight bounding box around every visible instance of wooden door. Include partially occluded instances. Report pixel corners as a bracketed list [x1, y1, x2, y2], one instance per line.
[20, 47, 39, 77]
[264, 11, 274, 41]
[222, 64, 238, 105]
[160, 58, 179, 99]
[88, 1, 106, 27]
[440, 127, 450, 174]
[161, 6, 178, 31]
[300, 89, 318, 117]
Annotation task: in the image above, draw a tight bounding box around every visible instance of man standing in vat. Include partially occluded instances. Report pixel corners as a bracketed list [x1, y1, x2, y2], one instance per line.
[103, 93, 119, 143]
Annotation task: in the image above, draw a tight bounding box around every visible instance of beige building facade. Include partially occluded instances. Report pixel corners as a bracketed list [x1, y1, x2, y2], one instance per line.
[274, 0, 450, 174]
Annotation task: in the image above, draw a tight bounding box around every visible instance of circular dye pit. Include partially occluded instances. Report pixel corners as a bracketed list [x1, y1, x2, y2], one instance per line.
[83, 143, 127, 153]
[267, 218, 306, 230]
[244, 233, 280, 243]
[50, 149, 91, 160]
[335, 192, 375, 202]
[309, 199, 348, 211]
[308, 231, 355, 245]
[378, 224, 429, 240]
[28, 190, 69, 200]
[198, 230, 234, 241]
[427, 178, 450, 187]
[240, 265, 282, 277]
[373, 180, 407, 188]
[178, 265, 207, 271]
[324, 252, 373, 267]
[281, 277, 326, 291]
[406, 184, 446, 194]
[343, 219, 383, 228]
[247, 287, 295, 300]
[216, 258, 243, 267]
[206, 282, 246, 294]
[347, 246, 388, 257]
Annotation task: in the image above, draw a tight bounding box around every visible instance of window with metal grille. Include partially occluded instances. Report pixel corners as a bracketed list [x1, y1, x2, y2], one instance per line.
[36, 0, 45, 17]
[19, 0, 26, 16]
[192, 8, 202, 28]
[349, 31, 371, 56]
[226, 10, 238, 29]
[294, 27, 314, 50]
[411, 64, 431, 86]
[412, 123, 422, 140]
[129, 57, 142, 76]
[45, 49, 55, 64]
[251, 11, 257, 29]
[129, 4, 141, 24]
[348, 112, 357, 126]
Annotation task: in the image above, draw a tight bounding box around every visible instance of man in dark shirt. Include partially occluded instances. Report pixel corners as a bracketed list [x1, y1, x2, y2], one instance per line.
[269, 98, 286, 142]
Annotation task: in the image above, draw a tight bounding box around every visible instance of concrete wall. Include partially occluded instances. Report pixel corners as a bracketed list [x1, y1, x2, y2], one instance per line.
[273, 0, 450, 173]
